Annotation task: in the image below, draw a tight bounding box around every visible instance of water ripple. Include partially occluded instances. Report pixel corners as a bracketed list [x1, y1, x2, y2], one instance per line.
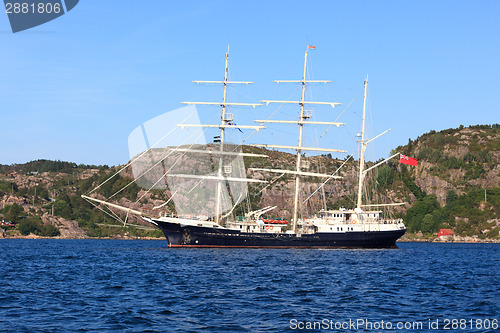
[0, 240, 499, 332]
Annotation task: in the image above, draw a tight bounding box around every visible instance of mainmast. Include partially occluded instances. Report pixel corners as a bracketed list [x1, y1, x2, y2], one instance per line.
[356, 77, 368, 210]
[292, 48, 308, 232]
[252, 46, 345, 233]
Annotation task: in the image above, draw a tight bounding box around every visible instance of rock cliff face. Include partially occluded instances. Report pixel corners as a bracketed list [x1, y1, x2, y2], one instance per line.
[401, 125, 500, 205]
[40, 213, 88, 239]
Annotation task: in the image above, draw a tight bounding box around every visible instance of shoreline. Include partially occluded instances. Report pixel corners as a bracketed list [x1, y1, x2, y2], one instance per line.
[0, 234, 164, 241]
[398, 239, 500, 244]
[399, 234, 500, 244]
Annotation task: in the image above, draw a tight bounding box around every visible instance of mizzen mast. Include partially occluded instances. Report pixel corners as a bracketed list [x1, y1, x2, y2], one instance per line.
[355, 77, 400, 211]
[356, 77, 368, 210]
[253, 46, 344, 233]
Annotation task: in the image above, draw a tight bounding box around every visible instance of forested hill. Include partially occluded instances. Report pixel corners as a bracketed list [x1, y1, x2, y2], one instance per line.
[0, 159, 106, 174]
[388, 124, 500, 238]
[398, 124, 500, 198]
[0, 160, 160, 239]
[1, 124, 499, 240]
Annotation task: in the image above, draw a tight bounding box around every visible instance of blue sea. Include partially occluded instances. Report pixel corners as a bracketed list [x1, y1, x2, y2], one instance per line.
[0, 240, 498, 332]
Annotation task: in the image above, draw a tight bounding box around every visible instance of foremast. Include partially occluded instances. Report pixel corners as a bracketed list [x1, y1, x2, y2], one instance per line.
[181, 50, 264, 225]
[216, 51, 230, 225]
[253, 46, 345, 233]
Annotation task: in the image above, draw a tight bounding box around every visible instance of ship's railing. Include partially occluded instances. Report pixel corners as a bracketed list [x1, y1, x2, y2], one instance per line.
[159, 212, 212, 221]
[301, 217, 404, 225]
[361, 218, 403, 225]
[139, 207, 162, 217]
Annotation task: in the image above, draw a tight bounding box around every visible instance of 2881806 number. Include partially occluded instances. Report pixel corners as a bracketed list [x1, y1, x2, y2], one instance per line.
[443, 318, 498, 330]
[5, 2, 61, 14]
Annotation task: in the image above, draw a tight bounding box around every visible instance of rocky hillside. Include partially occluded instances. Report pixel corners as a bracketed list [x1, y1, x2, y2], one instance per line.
[0, 161, 163, 239]
[391, 124, 500, 238]
[1, 124, 499, 240]
[399, 125, 500, 202]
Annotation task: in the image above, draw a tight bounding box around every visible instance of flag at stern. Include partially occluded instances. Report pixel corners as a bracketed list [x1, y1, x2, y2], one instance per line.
[400, 154, 417, 166]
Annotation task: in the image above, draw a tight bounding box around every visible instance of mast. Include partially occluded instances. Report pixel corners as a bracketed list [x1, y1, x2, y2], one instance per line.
[356, 76, 368, 210]
[214, 51, 230, 225]
[291, 48, 308, 232]
[355, 78, 402, 211]
[253, 45, 344, 233]
[180, 50, 263, 224]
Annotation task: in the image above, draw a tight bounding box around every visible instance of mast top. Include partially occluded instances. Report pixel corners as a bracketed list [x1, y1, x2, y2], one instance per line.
[182, 49, 262, 107]
[261, 44, 340, 108]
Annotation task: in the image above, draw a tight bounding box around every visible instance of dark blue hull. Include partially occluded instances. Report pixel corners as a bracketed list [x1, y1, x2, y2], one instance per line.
[154, 220, 406, 248]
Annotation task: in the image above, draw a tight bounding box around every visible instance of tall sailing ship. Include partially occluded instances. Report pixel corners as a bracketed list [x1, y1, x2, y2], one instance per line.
[83, 46, 407, 248]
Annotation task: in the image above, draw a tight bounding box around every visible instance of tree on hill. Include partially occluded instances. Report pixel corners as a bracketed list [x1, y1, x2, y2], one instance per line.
[5, 203, 23, 223]
[18, 216, 60, 236]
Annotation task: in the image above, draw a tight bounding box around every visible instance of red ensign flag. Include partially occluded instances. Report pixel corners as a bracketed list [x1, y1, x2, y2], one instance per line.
[400, 154, 417, 166]
[307, 45, 316, 49]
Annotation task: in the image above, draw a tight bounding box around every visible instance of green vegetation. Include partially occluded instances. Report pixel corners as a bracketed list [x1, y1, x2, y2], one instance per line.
[0, 159, 108, 175]
[404, 188, 500, 238]
[94, 171, 140, 201]
[395, 124, 500, 182]
[383, 124, 500, 237]
[0, 161, 163, 238]
[45, 171, 156, 238]
[418, 149, 491, 181]
[0, 180, 18, 196]
[327, 194, 356, 210]
[405, 195, 441, 233]
[18, 216, 60, 237]
[1, 203, 25, 222]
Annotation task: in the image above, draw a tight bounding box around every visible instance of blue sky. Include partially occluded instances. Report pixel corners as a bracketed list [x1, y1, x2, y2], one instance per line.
[1, 1, 499, 166]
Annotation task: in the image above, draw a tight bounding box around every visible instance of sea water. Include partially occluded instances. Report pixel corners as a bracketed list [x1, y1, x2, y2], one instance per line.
[0, 240, 498, 332]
